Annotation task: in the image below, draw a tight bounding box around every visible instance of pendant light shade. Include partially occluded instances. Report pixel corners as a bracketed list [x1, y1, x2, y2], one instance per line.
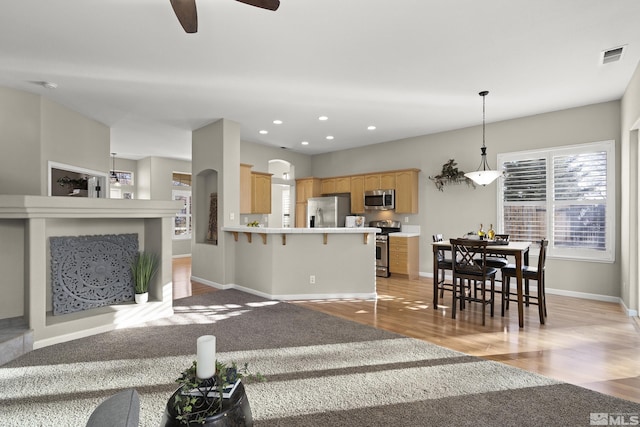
[464, 91, 502, 186]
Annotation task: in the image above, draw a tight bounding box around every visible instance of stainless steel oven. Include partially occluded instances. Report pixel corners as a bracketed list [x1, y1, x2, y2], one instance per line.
[371, 220, 401, 277]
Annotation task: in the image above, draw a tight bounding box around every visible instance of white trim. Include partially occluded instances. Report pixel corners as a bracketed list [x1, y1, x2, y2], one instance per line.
[48, 161, 108, 198]
[497, 140, 615, 263]
[190, 276, 377, 301]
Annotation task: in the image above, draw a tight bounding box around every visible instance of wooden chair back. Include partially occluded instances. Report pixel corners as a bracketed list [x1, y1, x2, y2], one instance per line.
[450, 238, 488, 276]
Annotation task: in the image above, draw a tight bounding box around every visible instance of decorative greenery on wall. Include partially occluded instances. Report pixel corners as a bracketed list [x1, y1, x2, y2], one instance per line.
[429, 159, 476, 191]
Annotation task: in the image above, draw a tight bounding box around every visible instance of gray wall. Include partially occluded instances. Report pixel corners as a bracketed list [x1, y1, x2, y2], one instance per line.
[311, 101, 622, 301]
[0, 87, 110, 196]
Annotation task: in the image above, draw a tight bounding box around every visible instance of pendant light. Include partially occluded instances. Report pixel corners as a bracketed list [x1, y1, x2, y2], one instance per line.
[110, 153, 120, 186]
[464, 91, 502, 186]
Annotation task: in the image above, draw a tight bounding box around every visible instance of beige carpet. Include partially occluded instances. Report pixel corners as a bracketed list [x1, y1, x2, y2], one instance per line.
[1, 289, 639, 426]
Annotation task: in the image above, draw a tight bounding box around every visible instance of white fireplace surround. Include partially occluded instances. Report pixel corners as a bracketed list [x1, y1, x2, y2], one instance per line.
[0, 195, 183, 349]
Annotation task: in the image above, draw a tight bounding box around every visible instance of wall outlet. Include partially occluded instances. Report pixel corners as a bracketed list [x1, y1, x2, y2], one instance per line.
[244, 217, 248, 224]
[404, 217, 409, 223]
[230, 212, 235, 221]
[309, 275, 316, 284]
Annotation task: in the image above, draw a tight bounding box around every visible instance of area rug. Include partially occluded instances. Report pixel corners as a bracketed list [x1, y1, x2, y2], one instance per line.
[1, 289, 639, 426]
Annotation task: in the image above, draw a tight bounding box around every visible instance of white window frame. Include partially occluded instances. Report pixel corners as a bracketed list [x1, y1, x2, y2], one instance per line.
[173, 189, 192, 240]
[497, 140, 615, 263]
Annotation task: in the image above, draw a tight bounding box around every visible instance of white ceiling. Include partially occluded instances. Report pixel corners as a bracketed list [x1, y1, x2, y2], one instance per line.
[2, 0, 639, 161]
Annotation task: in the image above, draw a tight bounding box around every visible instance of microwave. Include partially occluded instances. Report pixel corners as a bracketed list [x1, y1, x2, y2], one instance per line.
[364, 189, 395, 210]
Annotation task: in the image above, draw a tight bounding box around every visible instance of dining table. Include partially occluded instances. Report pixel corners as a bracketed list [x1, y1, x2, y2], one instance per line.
[431, 239, 532, 328]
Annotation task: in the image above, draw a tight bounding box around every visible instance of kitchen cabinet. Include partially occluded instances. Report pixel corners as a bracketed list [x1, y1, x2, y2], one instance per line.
[321, 178, 336, 195]
[394, 169, 419, 214]
[240, 164, 272, 214]
[322, 176, 351, 195]
[389, 235, 419, 279]
[364, 174, 380, 191]
[350, 175, 365, 213]
[380, 172, 396, 189]
[295, 177, 321, 227]
[252, 172, 272, 214]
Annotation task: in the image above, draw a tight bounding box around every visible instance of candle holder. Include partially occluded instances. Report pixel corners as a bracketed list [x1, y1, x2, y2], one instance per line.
[168, 360, 264, 426]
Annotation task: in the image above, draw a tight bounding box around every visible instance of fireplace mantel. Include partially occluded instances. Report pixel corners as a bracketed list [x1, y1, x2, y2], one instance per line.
[0, 195, 184, 349]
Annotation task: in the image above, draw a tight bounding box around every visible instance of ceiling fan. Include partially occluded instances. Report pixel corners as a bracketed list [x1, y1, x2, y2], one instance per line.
[170, 0, 280, 33]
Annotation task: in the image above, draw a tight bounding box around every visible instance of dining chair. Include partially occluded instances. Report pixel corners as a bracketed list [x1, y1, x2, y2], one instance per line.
[432, 234, 454, 304]
[501, 239, 548, 324]
[450, 238, 498, 326]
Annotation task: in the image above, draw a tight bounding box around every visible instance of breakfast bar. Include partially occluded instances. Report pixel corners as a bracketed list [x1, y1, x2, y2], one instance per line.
[222, 226, 379, 301]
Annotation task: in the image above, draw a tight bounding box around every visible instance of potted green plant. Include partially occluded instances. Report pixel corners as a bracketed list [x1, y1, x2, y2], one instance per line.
[130, 251, 157, 304]
[429, 159, 476, 191]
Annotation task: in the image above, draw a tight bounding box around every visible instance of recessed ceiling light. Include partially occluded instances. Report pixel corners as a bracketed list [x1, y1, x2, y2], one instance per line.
[318, 116, 328, 121]
[273, 120, 283, 125]
[259, 130, 268, 135]
[301, 141, 309, 145]
[326, 135, 334, 140]
[367, 125, 376, 130]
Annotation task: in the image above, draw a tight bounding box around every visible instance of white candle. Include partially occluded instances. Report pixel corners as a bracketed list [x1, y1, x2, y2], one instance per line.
[196, 335, 216, 379]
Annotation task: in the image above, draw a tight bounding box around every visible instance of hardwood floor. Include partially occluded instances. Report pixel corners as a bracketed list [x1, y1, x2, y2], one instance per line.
[172, 257, 640, 403]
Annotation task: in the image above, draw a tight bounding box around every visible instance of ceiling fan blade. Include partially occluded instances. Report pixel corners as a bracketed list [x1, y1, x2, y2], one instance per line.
[170, 0, 198, 33]
[235, 0, 280, 11]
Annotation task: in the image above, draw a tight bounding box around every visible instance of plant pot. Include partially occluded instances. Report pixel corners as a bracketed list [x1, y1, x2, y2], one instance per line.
[160, 382, 253, 427]
[134, 292, 148, 304]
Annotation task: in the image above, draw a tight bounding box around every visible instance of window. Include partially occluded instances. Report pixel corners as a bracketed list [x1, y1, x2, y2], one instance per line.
[173, 190, 192, 239]
[498, 140, 614, 262]
[172, 172, 192, 239]
[111, 170, 134, 186]
[173, 173, 192, 187]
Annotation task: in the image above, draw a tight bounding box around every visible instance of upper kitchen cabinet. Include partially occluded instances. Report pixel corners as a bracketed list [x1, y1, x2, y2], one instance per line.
[240, 164, 273, 214]
[364, 174, 380, 191]
[365, 172, 395, 191]
[394, 169, 419, 214]
[350, 175, 365, 213]
[321, 176, 351, 195]
[252, 172, 272, 214]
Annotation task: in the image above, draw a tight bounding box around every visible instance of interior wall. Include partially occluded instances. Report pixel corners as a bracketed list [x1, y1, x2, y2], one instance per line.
[191, 119, 240, 286]
[40, 97, 110, 196]
[0, 220, 24, 320]
[621, 60, 640, 312]
[311, 101, 622, 301]
[0, 87, 42, 195]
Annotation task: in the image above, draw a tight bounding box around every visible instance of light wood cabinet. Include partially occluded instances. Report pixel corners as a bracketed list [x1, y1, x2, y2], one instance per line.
[394, 169, 419, 214]
[350, 175, 365, 213]
[380, 172, 396, 189]
[295, 177, 321, 227]
[364, 174, 380, 191]
[321, 176, 351, 195]
[296, 178, 321, 203]
[321, 178, 336, 195]
[252, 172, 272, 214]
[389, 235, 419, 279]
[335, 176, 351, 193]
[297, 168, 420, 217]
[240, 164, 272, 214]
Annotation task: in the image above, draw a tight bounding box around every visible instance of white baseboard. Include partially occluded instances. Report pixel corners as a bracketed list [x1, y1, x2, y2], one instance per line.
[419, 271, 638, 317]
[190, 276, 377, 301]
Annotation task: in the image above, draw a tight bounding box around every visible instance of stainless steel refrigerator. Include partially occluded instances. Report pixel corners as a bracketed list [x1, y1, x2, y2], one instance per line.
[307, 196, 351, 228]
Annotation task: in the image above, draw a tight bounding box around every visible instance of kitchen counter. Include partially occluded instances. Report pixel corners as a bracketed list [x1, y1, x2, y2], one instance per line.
[222, 226, 380, 234]
[389, 232, 420, 237]
[220, 226, 378, 300]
